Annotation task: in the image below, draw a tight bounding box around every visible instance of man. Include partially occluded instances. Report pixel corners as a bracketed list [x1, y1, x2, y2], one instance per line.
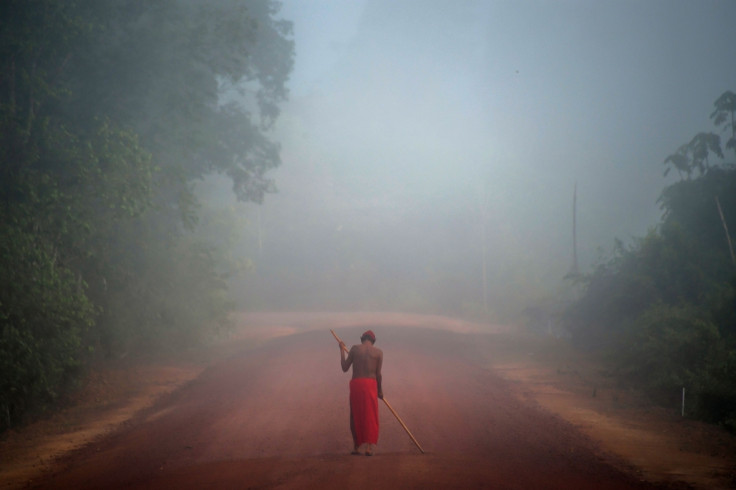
[339, 330, 383, 456]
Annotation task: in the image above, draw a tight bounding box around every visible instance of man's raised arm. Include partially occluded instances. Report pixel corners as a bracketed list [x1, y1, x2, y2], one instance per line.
[340, 342, 353, 372]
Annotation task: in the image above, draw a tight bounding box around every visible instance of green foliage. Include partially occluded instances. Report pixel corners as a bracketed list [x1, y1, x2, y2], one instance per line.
[664, 132, 723, 178]
[0, 226, 95, 431]
[96, 203, 245, 354]
[689, 346, 736, 430]
[65, 0, 293, 204]
[659, 166, 736, 262]
[710, 90, 736, 154]
[620, 304, 719, 395]
[566, 90, 736, 429]
[0, 0, 293, 430]
[565, 223, 712, 348]
[97, 237, 234, 353]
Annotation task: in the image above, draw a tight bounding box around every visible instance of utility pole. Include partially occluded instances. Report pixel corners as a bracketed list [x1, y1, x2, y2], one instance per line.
[257, 205, 263, 256]
[480, 181, 490, 313]
[569, 182, 579, 276]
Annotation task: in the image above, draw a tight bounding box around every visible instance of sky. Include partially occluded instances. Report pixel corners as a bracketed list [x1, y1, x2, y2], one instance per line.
[235, 0, 736, 311]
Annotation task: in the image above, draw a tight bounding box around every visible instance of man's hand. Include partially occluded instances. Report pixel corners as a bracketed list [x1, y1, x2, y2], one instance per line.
[339, 341, 346, 351]
[378, 390, 384, 400]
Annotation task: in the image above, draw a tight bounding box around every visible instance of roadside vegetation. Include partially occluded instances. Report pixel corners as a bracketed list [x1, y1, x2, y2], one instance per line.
[0, 0, 293, 432]
[564, 91, 736, 430]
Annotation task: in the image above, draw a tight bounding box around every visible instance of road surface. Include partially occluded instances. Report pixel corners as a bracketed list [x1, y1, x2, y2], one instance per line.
[28, 318, 669, 489]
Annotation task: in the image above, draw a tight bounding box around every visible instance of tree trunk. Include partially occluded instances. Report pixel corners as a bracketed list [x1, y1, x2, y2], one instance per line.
[715, 196, 736, 266]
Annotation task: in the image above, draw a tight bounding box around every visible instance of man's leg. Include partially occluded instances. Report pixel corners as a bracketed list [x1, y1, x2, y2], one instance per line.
[350, 405, 360, 454]
[365, 391, 378, 456]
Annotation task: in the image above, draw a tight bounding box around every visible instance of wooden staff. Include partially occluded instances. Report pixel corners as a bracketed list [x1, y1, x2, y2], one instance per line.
[330, 329, 425, 454]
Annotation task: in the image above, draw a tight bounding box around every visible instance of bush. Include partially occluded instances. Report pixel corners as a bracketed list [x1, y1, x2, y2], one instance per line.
[0, 226, 95, 431]
[619, 304, 719, 397]
[691, 350, 736, 429]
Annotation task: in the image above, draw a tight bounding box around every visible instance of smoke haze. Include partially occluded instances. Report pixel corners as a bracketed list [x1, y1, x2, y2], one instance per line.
[214, 0, 736, 319]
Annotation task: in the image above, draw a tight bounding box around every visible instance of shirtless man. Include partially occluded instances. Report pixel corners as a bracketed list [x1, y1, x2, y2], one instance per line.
[339, 330, 383, 456]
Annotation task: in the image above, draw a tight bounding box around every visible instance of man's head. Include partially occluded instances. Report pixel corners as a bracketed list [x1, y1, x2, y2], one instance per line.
[361, 330, 376, 344]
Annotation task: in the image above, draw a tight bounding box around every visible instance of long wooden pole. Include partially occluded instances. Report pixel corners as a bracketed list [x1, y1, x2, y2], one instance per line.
[330, 329, 425, 454]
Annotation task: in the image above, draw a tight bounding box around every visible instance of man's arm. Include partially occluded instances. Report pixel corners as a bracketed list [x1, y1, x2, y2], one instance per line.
[340, 343, 353, 372]
[376, 350, 383, 399]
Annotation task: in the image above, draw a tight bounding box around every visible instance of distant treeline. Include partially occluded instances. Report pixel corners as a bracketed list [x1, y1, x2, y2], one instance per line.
[0, 1, 293, 431]
[564, 91, 736, 430]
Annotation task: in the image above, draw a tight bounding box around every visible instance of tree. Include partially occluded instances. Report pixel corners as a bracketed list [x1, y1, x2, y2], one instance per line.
[80, 1, 292, 353]
[663, 132, 723, 179]
[566, 90, 736, 429]
[0, 0, 294, 429]
[710, 90, 736, 155]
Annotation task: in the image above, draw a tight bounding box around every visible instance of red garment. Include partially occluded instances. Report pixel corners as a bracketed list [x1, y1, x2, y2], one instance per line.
[350, 378, 379, 445]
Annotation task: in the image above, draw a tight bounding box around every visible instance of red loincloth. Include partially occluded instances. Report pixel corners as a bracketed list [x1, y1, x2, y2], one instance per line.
[350, 378, 379, 446]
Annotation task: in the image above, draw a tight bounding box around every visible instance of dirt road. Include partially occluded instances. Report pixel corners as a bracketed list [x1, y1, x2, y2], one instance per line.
[21, 313, 682, 490]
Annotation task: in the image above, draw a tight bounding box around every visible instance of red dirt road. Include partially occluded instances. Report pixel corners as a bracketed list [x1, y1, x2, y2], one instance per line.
[31, 321, 668, 489]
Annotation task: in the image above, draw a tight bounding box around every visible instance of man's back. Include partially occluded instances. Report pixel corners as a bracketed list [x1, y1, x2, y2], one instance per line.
[349, 343, 383, 379]
[339, 331, 383, 400]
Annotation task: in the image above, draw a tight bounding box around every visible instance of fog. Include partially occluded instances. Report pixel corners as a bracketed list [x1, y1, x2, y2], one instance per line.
[209, 1, 736, 320]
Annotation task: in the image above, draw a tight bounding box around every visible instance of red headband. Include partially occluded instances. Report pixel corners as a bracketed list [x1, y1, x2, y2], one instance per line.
[362, 330, 376, 342]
